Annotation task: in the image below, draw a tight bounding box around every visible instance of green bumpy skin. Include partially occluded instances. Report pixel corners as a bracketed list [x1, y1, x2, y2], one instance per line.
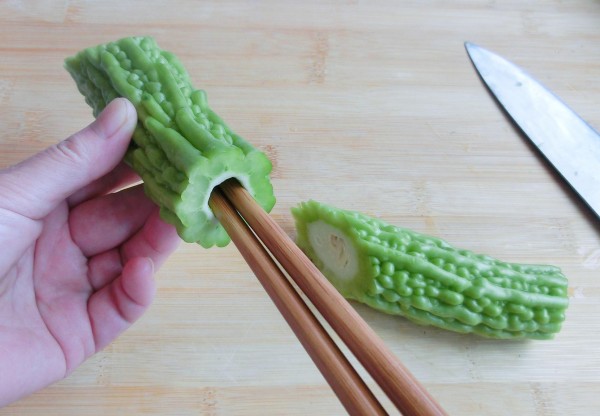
[65, 36, 275, 248]
[292, 201, 569, 340]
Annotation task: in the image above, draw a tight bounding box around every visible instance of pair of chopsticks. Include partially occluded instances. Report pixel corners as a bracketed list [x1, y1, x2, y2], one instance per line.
[209, 179, 447, 416]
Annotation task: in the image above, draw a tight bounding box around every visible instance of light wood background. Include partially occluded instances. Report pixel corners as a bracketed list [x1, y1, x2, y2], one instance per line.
[1, 1, 599, 415]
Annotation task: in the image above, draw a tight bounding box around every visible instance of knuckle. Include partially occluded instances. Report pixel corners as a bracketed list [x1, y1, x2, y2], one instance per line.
[51, 135, 90, 166]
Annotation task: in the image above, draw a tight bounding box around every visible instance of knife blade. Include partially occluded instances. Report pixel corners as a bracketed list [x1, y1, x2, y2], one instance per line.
[464, 42, 600, 219]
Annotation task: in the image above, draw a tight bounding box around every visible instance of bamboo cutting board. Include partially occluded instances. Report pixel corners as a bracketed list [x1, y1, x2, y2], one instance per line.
[1, 1, 599, 415]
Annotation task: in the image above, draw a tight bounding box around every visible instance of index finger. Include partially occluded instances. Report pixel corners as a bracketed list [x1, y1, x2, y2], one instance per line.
[68, 162, 141, 207]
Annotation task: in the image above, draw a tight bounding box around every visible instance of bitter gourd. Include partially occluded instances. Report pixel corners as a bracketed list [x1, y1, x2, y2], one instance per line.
[65, 36, 275, 247]
[292, 200, 569, 340]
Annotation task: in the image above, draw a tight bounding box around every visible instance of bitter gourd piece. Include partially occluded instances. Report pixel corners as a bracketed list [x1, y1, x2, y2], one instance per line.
[292, 200, 569, 340]
[65, 36, 275, 248]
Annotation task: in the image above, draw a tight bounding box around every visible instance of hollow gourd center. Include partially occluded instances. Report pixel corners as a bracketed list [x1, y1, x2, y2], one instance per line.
[307, 221, 359, 281]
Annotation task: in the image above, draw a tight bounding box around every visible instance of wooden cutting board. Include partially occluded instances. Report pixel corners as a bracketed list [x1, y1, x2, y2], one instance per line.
[1, 1, 599, 414]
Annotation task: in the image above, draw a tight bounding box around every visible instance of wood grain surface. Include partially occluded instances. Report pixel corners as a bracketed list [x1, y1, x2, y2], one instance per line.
[1, 1, 599, 415]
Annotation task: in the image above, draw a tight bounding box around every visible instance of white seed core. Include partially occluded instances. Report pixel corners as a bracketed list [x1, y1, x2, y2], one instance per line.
[307, 221, 359, 281]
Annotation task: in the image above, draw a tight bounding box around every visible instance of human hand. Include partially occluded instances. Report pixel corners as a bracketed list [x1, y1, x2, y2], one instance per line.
[0, 98, 180, 406]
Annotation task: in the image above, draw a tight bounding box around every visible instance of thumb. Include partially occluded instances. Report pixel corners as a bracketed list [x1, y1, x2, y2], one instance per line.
[0, 98, 137, 219]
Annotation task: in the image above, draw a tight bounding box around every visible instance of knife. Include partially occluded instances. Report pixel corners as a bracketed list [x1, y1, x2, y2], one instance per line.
[464, 42, 600, 219]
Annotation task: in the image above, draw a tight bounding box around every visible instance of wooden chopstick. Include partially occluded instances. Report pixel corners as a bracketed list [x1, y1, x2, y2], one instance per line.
[219, 179, 447, 416]
[209, 188, 388, 416]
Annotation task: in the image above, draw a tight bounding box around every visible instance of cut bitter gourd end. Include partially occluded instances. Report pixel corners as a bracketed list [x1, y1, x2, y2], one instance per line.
[307, 221, 360, 281]
[292, 200, 569, 340]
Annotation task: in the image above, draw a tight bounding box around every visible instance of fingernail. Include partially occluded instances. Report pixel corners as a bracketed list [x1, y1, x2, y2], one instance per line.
[96, 98, 132, 138]
[146, 257, 155, 274]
